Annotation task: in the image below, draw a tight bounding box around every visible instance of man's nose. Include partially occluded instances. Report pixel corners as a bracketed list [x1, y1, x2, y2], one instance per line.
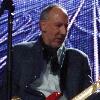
[60, 25, 67, 35]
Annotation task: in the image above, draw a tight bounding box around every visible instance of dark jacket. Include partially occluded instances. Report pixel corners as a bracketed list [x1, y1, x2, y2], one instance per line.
[1, 38, 100, 100]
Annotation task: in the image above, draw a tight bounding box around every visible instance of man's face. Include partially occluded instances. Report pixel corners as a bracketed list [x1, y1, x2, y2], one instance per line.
[40, 7, 68, 48]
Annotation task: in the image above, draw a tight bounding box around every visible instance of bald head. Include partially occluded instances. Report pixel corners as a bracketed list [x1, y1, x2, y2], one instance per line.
[40, 4, 68, 21]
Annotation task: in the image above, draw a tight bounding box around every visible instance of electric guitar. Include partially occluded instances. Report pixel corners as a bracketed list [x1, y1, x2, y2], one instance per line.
[11, 81, 100, 100]
[46, 81, 100, 100]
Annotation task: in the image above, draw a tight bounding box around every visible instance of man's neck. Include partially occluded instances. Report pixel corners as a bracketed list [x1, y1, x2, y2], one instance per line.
[40, 36, 58, 59]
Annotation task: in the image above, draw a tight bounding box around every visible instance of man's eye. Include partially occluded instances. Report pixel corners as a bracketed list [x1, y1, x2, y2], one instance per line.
[56, 24, 62, 27]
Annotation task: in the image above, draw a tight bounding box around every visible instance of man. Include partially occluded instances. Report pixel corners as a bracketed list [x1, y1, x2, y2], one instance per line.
[1, 4, 99, 100]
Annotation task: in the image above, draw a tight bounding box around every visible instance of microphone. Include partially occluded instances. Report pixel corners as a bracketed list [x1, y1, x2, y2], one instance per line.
[0, 0, 15, 16]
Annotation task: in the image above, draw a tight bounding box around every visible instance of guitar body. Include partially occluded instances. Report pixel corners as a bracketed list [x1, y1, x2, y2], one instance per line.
[46, 81, 100, 100]
[11, 81, 100, 100]
[46, 92, 62, 100]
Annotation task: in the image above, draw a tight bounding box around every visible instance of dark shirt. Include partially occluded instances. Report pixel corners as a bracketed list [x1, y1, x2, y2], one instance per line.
[40, 37, 61, 75]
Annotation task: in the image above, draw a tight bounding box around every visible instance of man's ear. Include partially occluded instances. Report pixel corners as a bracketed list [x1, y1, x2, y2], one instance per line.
[39, 21, 47, 32]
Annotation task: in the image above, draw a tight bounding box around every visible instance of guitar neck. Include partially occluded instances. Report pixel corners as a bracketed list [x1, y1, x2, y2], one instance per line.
[72, 83, 98, 100]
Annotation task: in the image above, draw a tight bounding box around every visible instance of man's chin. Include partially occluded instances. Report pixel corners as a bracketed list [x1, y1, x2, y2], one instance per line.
[52, 43, 62, 49]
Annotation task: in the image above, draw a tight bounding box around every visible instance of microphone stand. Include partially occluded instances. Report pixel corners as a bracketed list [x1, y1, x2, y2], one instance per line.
[7, 10, 14, 100]
[0, 0, 15, 99]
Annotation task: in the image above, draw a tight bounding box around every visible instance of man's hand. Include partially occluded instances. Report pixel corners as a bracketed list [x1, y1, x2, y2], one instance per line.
[11, 96, 22, 100]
